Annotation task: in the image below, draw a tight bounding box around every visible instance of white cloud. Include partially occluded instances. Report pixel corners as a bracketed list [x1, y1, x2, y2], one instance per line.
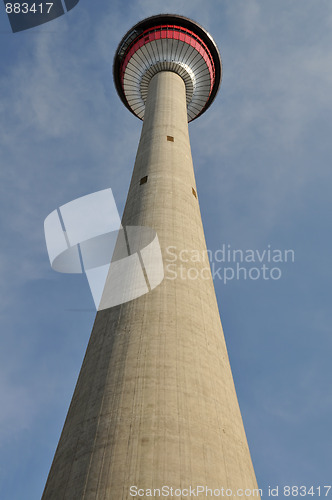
[187, 0, 332, 237]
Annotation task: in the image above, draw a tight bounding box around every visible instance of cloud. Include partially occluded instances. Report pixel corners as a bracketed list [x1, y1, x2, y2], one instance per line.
[186, 0, 332, 239]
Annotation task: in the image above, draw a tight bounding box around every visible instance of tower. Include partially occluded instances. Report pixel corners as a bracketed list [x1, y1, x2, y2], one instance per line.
[42, 14, 260, 499]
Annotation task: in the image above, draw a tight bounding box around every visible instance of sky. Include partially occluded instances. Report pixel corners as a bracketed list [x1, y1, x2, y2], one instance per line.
[0, 0, 332, 498]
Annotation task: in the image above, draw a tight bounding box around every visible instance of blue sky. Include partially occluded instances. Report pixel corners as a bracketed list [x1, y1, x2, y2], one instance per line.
[0, 0, 332, 498]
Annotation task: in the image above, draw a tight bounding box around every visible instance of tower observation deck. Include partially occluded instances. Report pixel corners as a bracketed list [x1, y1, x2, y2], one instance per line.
[113, 14, 222, 122]
[42, 14, 260, 500]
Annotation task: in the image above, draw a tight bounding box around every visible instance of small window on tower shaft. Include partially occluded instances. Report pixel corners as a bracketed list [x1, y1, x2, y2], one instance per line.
[167, 136, 174, 142]
[192, 187, 197, 199]
[140, 175, 148, 185]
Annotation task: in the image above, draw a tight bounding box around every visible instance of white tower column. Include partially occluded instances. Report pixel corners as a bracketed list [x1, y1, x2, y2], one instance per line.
[42, 14, 261, 500]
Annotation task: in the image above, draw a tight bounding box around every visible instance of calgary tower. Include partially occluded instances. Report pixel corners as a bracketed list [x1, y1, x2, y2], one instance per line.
[42, 14, 260, 499]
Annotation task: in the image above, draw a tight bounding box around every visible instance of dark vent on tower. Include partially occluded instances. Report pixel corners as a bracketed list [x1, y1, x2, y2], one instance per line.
[140, 176, 148, 185]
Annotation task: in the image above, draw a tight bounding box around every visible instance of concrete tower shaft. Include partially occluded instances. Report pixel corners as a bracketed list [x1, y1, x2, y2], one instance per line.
[42, 15, 260, 500]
